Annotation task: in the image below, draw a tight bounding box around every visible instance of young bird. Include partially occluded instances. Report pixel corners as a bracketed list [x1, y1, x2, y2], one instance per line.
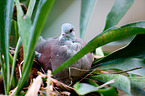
[35, 23, 94, 84]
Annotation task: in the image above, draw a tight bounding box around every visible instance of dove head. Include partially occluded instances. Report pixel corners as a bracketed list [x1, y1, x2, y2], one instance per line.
[59, 23, 76, 41]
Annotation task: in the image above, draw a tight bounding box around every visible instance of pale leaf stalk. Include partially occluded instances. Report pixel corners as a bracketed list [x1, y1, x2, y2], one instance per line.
[96, 79, 115, 89]
[47, 70, 51, 96]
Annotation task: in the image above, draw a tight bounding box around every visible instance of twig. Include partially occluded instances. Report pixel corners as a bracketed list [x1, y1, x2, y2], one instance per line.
[46, 70, 51, 96]
[91, 63, 101, 69]
[79, 67, 100, 82]
[68, 67, 73, 86]
[112, 66, 143, 74]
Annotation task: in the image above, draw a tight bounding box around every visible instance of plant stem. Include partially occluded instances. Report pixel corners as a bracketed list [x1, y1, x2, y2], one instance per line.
[10, 38, 22, 88]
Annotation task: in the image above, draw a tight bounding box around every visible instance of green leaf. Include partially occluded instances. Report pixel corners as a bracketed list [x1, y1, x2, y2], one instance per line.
[84, 79, 99, 87]
[97, 87, 118, 96]
[10, 38, 22, 88]
[128, 76, 145, 95]
[21, 0, 55, 75]
[0, 0, 14, 94]
[131, 86, 145, 96]
[15, 0, 32, 60]
[90, 74, 131, 95]
[26, 0, 36, 18]
[121, 21, 145, 28]
[104, 0, 133, 30]
[92, 21, 145, 76]
[129, 77, 145, 89]
[52, 26, 145, 75]
[73, 82, 98, 95]
[95, 34, 145, 76]
[14, 0, 55, 95]
[77, 79, 118, 96]
[80, 0, 96, 38]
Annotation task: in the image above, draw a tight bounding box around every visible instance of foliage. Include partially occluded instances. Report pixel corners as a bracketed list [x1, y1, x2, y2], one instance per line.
[0, 0, 145, 95]
[0, 0, 14, 94]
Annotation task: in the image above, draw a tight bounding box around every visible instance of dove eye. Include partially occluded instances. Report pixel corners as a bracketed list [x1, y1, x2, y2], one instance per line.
[69, 28, 73, 33]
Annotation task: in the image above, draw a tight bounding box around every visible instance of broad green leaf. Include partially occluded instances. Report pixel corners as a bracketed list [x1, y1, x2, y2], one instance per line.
[97, 87, 118, 96]
[21, 0, 55, 75]
[90, 74, 131, 95]
[104, 0, 133, 30]
[0, 0, 14, 94]
[14, 0, 32, 95]
[129, 76, 145, 95]
[15, 0, 32, 60]
[92, 21, 145, 76]
[95, 34, 145, 76]
[84, 79, 99, 87]
[131, 86, 145, 96]
[73, 82, 98, 95]
[52, 26, 145, 75]
[129, 77, 145, 89]
[74, 81, 118, 96]
[121, 21, 145, 28]
[80, 0, 96, 38]
[14, 0, 55, 95]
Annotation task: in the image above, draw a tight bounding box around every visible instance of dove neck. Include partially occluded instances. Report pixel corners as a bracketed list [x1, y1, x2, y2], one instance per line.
[59, 35, 76, 42]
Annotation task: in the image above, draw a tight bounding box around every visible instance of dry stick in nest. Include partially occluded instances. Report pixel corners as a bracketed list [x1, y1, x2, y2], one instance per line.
[38, 71, 73, 95]
[112, 66, 143, 74]
[46, 70, 51, 96]
[79, 67, 101, 82]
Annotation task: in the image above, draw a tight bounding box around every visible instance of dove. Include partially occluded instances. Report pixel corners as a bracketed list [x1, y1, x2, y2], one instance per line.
[35, 23, 94, 84]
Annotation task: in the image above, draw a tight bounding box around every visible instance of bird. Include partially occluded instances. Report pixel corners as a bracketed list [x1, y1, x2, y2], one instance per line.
[35, 23, 94, 84]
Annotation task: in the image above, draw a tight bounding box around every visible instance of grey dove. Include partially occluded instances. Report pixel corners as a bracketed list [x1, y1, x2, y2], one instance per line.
[35, 23, 94, 84]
